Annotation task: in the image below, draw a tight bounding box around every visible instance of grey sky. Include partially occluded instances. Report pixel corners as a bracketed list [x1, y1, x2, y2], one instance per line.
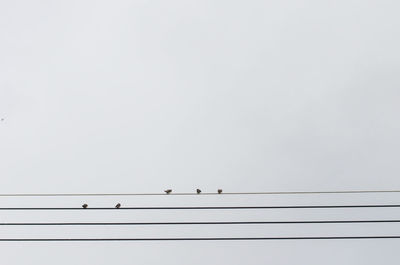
[1, 0, 400, 264]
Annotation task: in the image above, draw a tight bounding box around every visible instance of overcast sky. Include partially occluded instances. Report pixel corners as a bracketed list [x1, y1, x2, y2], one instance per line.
[1, 0, 400, 264]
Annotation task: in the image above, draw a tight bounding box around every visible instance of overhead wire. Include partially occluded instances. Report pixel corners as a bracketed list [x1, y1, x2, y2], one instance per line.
[1, 191, 399, 242]
[1, 220, 400, 226]
[1, 189, 400, 197]
[1, 236, 400, 241]
[1, 204, 400, 210]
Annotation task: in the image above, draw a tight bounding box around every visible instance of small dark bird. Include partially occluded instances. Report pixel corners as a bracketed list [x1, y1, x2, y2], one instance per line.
[196, 189, 201, 194]
[0, 118, 4, 121]
[82, 204, 88, 209]
[115, 203, 121, 209]
[164, 189, 172, 194]
[218, 189, 223, 194]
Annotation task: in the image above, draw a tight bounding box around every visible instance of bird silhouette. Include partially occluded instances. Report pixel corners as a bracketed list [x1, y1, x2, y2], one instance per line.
[115, 203, 121, 209]
[218, 189, 223, 194]
[82, 204, 88, 209]
[196, 189, 201, 194]
[164, 189, 172, 194]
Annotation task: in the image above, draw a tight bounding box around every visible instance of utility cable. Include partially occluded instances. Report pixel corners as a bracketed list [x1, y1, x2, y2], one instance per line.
[1, 204, 400, 210]
[1, 236, 400, 241]
[1, 190, 400, 197]
[1, 220, 400, 225]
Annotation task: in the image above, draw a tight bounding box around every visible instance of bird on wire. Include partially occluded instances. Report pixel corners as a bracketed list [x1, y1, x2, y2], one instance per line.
[218, 189, 223, 194]
[196, 189, 201, 194]
[164, 189, 172, 194]
[115, 203, 121, 209]
[82, 204, 88, 209]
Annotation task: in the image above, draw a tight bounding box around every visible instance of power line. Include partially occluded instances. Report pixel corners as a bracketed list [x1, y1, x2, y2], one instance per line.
[1, 204, 400, 210]
[1, 189, 400, 197]
[1, 220, 400, 226]
[0, 236, 400, 241]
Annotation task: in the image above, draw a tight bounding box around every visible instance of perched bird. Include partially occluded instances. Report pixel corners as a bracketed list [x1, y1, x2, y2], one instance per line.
[218, 189, 223, 194]
[164, 189, 172, 194]
[196, 189, 201, 194]
[115, 203, 121, 209]
[82, 204, 88, 209]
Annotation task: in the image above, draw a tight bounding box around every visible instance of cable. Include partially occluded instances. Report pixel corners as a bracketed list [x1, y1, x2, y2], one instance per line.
[1, 189, 400, 197]
[1, 204, 400, 210]
[1, 220, 400, 226]
[0, 236, 400, 241]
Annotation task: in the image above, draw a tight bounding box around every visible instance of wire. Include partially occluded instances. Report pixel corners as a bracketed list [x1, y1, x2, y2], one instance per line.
[1, 204, 400, 210]
[1, 189, 400, 197]
[0, 236, 400, 241]
[1, 220, 400, 226]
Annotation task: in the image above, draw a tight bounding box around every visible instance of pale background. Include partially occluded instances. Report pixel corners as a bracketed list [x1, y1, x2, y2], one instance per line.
[1, 0, 400, 264]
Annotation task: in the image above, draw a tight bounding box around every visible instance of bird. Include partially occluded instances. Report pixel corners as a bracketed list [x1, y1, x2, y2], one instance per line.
[82, 204, 88, 209]
[164, 189, 172, 194]
[196, 189, 201, 194]
[218, 189, 223, 194]
[115, 203, 121, 209]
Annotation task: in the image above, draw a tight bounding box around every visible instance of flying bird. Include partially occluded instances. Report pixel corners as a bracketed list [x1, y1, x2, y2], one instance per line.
[82, 204, 88, 209]
[196, 189, 201, 194]
[164, 189, 172, 194]
[218, 189, 223, 194]
[115, 203, 121, 209]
